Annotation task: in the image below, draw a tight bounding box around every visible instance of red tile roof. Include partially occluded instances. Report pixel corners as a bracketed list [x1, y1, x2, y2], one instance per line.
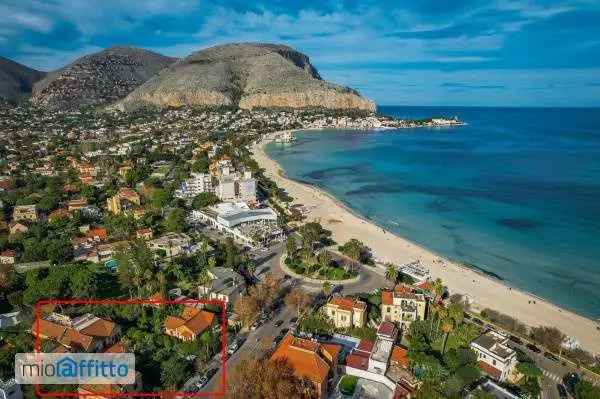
[329, 296, 366, 311]
[346, 353, 369, 370]
[378, 321, 397, 338]
[478, 361, 502, 380]
[356, 339, 375, 354]
[390, 346, 409, 368]
[271, 334, 332, 386]
[382, 290, 393, 305]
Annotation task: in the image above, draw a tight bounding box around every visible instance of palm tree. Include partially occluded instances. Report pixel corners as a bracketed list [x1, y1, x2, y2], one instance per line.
[322, 281, 332, 299]
[385, 263, 398, 285]
[441, 318, 455, 354]
[197, 269, 213, 298]
[432, 278, 445, 303]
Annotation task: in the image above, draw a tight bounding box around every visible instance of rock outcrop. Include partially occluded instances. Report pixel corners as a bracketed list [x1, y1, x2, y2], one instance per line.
[0, 57, 46, 103]
[31, 47, 176, 110]
[117, 43, 375, 112]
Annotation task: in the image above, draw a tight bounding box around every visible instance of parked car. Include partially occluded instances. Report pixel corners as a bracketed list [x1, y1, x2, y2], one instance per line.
[543, 351, 559, 362]
[526, 343, 541, 353]
[562, 372, 580, 394]
[509, 335, 523, 345]
[556, 384, 568, 399]
[274, 319, 284, 327]
[196, 376, 209, 388]
[227, 341, 239, 355]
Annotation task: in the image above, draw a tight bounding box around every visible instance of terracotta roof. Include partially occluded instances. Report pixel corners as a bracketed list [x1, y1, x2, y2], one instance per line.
[86, 228, 108, 241]
[164, 315, 186, 330]
[34, 319, 67, 340]
[104, 343, 125, 353]
[79, 318, 117, 338]
[382, 290, 393, 305]
[329, 296, 366, 311]
[378, 321, 397, 338]
[320, 342, 342, 360]
[478, 361, 502, 380]
[1, 249, 16, 257]
[185, 311, 215, 335]
[346, 353, 369, 370]
[271, 334, 331, 386]
[164, 307, 215, 338]
[390, 346, 409, 368]
[59, 328, 95, 351]
[356, 340, 375, 354]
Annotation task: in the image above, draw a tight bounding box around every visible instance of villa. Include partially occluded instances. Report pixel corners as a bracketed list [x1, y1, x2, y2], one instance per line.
[0, 250, 16, 264]
[106, 188, 141, 215]
[12, 205, 37, 222]
[470, 330, 518, 382]
[31, 313, 120, 353]
[323, 295, 367, 329]
[164, 306, 215, 342]
[381, 284, 427, 332]
[148, 232, 193, 257]
[270, 334, 341, 399]
[198, 267, 246, 304]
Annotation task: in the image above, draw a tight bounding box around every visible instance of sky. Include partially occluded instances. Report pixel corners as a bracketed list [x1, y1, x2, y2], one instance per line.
[1, 0, 600, 107]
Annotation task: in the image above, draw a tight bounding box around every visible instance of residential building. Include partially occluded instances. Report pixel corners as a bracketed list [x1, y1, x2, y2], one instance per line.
[0, 379, 22, 399]
[12, 205, 37, 222]
[31, 313, 120, 353]
[470, 330, 517, 382]
[323, 295, 367, 329]
[369, 322, 398, 375]
[198, 267, 245, 304]
[67, 198, 88, 212]
[467, 378, 520, 399]
[216, 177, 236, 201]
[0, 250, 16, 264]
[106, 188, 141, 215]
[164, 307, 215, 341]
[270, 334, 341, 399]
[175, 172, 213, 199]
[381, 284, 427, 331]
[136, 228, 153, 240]
[148, 233, 192, 257]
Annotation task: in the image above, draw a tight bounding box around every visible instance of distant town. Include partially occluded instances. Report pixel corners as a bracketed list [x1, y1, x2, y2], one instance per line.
[0, 101, 597, 399]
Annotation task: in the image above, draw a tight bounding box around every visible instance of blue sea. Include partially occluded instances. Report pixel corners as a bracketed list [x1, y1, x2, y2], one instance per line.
[266, 106, 600, 318]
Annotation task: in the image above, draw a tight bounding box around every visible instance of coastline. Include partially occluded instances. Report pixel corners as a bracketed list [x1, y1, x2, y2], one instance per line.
[252, 133, 600, 354]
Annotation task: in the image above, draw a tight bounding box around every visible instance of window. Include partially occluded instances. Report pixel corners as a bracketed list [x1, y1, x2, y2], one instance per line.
[387, 306, 391, 313]
[492, 359, 496, 366]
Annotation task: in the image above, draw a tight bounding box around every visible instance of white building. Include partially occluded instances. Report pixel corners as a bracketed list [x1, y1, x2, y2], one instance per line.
[238, 172, 257, 203]
[191, 202, 281, 247]
[175, 173, 213, 199]
[368, 322, 399, 375]
[198, 267, 245, 304]
[470, 330, 517, 382]
[216, 177, 236, 201]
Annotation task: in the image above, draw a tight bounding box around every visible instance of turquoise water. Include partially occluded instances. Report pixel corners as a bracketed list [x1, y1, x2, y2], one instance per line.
[266, 106, 600, 318]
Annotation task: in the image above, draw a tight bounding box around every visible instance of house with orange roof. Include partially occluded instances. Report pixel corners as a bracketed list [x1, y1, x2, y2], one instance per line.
[381, 284, 427, 331]
[323, 295, 367, 329]
[106, 188, 141, 215]
[136, 228, 153, 240]
[270, 334, 341, 399]
[12, 205, 37, 222]
[164, 307, 215, 342]
[31, 313, 120, 353]
[85, 227, 108, 242]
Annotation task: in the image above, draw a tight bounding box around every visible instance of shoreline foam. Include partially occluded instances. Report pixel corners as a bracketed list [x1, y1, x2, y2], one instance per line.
[252, 134, 600, 354]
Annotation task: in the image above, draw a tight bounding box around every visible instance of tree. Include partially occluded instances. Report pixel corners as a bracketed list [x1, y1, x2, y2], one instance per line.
[234, 296, 260, 329]
[225, 357, 315, 399]
[286, 235, 296, 257]
[575, 381, 600, 399]
[192, 192, 220, 209]
[150, 188, 170, 209]
[321, 281, 332, 298]
[441, 318, 455, 354]
[0, 263, 13, 293]
[285, 288, 312, 318]
[529, 326, 565, 353]
[431, 278, 445, 303]
[385, 263, 398, 284]
[338, 238, 371, 265]
[165, 207, 186, 232]
[47, 239, 73, 265]
[160, 356, 191, 389]
[224, 237, 237, 269]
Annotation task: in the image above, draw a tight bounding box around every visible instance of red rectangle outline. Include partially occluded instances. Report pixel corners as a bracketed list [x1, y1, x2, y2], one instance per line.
[34, 298, 228, 397]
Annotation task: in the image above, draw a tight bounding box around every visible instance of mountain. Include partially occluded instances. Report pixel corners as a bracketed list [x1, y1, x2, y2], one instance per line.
[116, 43, 375, 112]
[0, 57, 46, 103]
[31, 47, 177, 110]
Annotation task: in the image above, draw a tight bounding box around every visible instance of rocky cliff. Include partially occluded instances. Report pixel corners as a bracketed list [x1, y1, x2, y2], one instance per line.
[0, 57, 46, 103]
[31, 47, 176, 110]
[117, 43, 375, 112]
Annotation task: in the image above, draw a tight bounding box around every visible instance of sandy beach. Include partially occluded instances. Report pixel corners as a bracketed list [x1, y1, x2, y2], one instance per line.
[252, 136, 600, 354]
